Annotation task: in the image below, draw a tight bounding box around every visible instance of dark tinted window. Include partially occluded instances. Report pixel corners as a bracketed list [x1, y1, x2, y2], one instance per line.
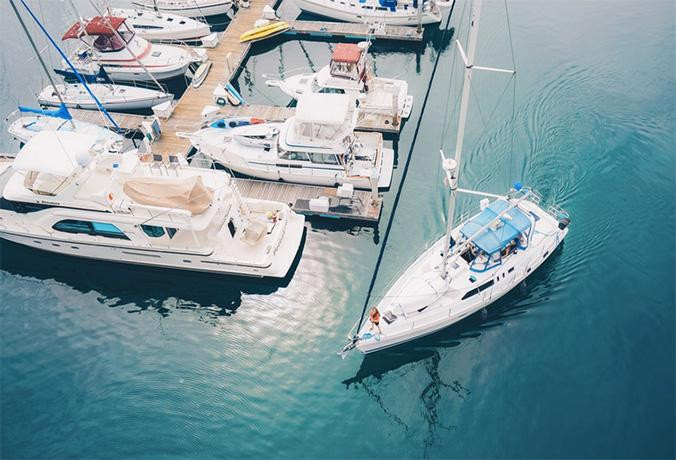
[141, 225, 165, 238]
[53, 220, 129, 240]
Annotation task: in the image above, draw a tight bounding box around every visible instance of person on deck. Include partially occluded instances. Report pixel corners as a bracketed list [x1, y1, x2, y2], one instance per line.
[369, 307, 382, 335]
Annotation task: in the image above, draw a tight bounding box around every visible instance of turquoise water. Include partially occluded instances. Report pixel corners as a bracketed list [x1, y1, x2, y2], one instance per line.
[1, 1, 674, 458]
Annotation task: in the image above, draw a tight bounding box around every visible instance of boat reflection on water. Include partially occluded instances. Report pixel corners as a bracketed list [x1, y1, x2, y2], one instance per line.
[0, 228, 306, 318]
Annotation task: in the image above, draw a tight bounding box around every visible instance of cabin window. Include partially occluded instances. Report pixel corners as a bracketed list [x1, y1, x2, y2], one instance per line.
[0, 198, 54, 214]
[53, 219, 129, 240]
[309, 153, 339, 165]
[478, 280, 494, 292]
[141, 225, 165, 238]
[166, 228, 178, 239]
[91, 222, 129, 239]
[461, 288, 479, 300]
[461, 280, 494, 300]
[227, 220, 236, 237]
[318, 87, 345, 94]
[281, 151, 310, 161]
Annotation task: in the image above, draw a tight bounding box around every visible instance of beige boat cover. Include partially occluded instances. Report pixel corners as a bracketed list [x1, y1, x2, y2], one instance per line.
[123, 175, 213, 214]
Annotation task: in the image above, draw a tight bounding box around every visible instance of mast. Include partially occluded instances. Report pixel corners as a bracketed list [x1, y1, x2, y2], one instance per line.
[8, 0, 76, 129]
[441, 0, 483, 275]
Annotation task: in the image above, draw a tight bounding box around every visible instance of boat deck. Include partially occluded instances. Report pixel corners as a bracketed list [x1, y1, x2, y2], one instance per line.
[285, 20, 423, 41]
[69, 109, 150, 135]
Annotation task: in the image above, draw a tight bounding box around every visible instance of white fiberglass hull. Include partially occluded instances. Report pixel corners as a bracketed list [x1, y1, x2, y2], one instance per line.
[356, 200, 568, 353]
[7, 116, 123, 145]
[0, 212, 304, 278]
[132, 0, 232, 17]
[294, 0, 441, 25]
[211, 147, 394, 189]
[38, 84, 173, 111]
[111, 8, 212, 41]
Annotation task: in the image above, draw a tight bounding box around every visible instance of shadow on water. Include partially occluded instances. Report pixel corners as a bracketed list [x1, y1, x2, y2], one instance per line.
[0, 228, 307, 317]
[341, 245, 566, 454]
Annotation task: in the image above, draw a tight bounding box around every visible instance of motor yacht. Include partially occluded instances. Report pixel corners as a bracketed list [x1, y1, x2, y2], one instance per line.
[57, 16, 196, 82]
[267, 42, 413, 119]
[0, 131, 305, 278]
[185, 93, 394, 189]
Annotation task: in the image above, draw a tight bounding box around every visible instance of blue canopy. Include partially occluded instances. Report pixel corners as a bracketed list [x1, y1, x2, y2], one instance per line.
[460, 199, 532, 254]
[18, 103, 72, 120]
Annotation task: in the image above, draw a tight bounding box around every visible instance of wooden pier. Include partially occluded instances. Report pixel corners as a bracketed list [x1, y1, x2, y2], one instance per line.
[285, 20, 423, 42]
[69, 108, 150, 135]
[234, 178, 382, 222]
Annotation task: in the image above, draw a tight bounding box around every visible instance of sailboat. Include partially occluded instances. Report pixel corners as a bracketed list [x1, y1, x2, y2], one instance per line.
[346, 0, 571, 354]
[294, 0, 448, 26]
[5, 0, 126, 147]
[131, 0, 234, 18]
[6, 105, 123, 146]
[108, 7, 213, 43]
[38, 83, 173, 112]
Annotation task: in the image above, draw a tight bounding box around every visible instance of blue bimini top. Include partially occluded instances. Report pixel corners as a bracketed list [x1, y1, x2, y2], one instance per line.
[460, 199, 532, 254]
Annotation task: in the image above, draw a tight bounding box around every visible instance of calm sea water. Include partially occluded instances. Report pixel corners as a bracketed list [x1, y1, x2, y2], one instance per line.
[1, 1, 674, 458]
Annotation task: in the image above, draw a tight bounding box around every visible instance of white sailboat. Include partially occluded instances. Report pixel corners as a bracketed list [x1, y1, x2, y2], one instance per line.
[0, 132, 305, 278]
[58, 16, 196, 82]
[185, 93, 394, 189]
[266, 42, 413, 119]
[294, 0, 447, 26]
[38, 83, 173, 111]
[131, 0, 233, 18]
[109, 8, 213, 42]
[6, 106, 124, 146]
[347, 0, 571, 354]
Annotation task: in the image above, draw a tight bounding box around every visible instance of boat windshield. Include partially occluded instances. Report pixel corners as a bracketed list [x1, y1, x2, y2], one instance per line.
[90, 30, 134, 52]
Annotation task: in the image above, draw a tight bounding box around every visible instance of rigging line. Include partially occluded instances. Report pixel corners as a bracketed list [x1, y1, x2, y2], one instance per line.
[354, 1, 458, 333]
[503, 0, 516, 71]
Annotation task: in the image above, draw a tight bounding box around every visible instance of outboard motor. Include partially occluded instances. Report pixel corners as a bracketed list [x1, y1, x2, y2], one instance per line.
[558, 217, 571, 230]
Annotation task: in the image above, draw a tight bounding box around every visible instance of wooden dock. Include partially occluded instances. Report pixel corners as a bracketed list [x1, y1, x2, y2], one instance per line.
[285, 20, 423, 42]
[150, 0, 275, 156]
[234, 178, 382, 222]
[69, 108, 150, 135]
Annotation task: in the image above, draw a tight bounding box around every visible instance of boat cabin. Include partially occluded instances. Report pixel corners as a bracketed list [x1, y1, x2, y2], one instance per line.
[457, 199, 532, 272]
[62, 16, 136, 53]
[329, 43, 367, 82]
[291, 93, 356, 143]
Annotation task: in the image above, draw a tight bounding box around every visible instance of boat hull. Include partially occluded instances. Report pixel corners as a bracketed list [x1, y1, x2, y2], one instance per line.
[38, 85, 173, 111]
[294, 0, 441, 25]
[0, 212, 305, 279]
[132, 0, 232, 17]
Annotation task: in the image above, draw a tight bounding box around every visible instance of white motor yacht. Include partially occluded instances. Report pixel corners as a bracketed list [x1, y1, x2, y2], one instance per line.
[109, 8, 212, 42]
[132, 0, 233, 18]
[58, 16, 196, 82]
[267, 42, 413, 119]
[0, 132, 305, 278]
[294, 0, 445, 26]
[185, 93, 394, 189]
[38, 83, 173, 112]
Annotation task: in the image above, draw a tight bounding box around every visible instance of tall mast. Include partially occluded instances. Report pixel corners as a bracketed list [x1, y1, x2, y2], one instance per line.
[441, 0, 483, 275]
[8, 0, 76, 129]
